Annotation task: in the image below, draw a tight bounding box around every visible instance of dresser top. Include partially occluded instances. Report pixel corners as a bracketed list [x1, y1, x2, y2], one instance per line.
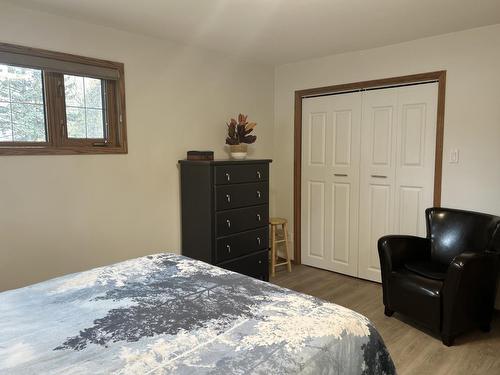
[178, 159, 272, 165]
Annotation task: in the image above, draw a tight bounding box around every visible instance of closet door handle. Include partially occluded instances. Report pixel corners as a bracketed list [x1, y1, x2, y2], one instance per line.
[371, 175, 387, 179]
[226, 244, 231, 254]
[226, 194, 231, 203]
[334, 173, 348, 177]
[226, 219, 231, 228]
[256, 190, 261, 198]
[225, 172, 231, 182]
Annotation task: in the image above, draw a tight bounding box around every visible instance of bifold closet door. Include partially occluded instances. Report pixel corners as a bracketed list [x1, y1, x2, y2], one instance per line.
[358, 88, 398, 282]
[393, 84, 438, 237]
[358, 83, 438, 282]
[301, 93, 361, 276]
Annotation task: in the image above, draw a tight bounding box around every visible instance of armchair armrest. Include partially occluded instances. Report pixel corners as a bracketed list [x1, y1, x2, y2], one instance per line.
[377, 235, 431, 273]
[442, 251, 500, 336]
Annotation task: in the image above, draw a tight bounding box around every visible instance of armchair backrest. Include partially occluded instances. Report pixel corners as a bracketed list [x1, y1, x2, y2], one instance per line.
[425, 207, 500, 266]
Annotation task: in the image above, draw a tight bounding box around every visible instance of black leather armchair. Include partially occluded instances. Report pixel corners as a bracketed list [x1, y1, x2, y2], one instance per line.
[378, 207, 500, 346]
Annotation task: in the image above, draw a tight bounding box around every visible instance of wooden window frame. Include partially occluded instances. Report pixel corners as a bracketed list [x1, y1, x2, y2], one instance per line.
[0, 42, 127, 155]
[293, 71, 447, 264]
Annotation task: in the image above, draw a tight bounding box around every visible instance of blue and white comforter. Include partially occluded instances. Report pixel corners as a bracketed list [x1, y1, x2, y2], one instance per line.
[0, 253, 395, 374]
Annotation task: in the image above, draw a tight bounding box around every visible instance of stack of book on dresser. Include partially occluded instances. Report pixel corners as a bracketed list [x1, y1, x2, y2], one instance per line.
[186, 151, 214, 160]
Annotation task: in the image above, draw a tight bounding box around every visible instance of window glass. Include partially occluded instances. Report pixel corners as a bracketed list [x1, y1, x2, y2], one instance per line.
[0, 64, 46, 142]
[64, 75, 105, 139]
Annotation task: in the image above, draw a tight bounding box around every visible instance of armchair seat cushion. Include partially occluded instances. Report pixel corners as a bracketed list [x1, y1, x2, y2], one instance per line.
[404, 260, 448, 280]
[388, 270, 443, 331]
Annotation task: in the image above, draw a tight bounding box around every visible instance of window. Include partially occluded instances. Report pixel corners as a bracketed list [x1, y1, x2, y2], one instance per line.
[0, 43, 127, 155]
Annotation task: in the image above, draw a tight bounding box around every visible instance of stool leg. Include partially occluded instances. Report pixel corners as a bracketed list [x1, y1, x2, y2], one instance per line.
[283, 222, 292, 272]
[271, 224, 276, 277]
[279, 223, 285, 262]
[276, 226, 281, 263]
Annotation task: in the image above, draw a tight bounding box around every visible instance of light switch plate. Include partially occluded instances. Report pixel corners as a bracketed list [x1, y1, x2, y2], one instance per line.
[450, 149, 459, 163]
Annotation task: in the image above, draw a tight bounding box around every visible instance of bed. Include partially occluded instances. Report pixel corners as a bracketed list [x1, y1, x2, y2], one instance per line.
[0, 253, 395, 374]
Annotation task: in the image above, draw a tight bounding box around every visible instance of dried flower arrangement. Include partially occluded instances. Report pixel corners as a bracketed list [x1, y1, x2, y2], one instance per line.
[225, 114, 257, 145]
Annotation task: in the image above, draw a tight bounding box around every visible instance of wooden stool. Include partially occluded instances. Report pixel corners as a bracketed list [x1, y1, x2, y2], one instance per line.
[269, 217, 292, 277]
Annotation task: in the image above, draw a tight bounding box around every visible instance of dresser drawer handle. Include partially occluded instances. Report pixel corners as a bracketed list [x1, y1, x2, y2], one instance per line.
[226, 194, 231, 203]
[256, 171, 262, 179]
[226, 244, 231, 253]
[257, 236, 261, 245]
[256, 190, 261, 198]
[225, 172, 231, 182]
[226, 219, 231, 228]
[258, 260, 262, 264]
[256, 214, 261, 222]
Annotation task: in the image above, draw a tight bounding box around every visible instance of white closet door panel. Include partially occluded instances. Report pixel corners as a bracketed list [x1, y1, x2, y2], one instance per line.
[398, 187, 422, 235]
[307, 181, 326, 258]
[332, 110, 353, 167]
[394, 83, 438, 237]
[301, 93, 361, 276]
[368, 184, 392, 270]
[358, 88, 398, 282]
[362, 89, 398, 178]
[331, 182, 351, 265]
[308, 112, 327, 166]
[371, 108, 393, 166]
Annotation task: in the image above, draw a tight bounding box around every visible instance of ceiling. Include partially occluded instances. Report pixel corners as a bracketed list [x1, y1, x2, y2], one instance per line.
[6, 0, 500, 65]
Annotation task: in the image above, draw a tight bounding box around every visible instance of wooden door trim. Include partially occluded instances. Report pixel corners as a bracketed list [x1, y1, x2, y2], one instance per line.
[294, 71, 446, 264]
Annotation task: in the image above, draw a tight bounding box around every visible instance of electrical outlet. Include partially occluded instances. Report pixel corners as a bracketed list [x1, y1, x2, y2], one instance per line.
[450, 149, 459, 164]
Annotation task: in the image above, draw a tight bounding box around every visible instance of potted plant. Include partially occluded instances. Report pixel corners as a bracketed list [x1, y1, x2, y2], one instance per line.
[225, 113, 256, 159]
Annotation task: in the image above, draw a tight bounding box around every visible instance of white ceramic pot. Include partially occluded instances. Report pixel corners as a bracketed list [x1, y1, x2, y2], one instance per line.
[229, 144, 248, 160]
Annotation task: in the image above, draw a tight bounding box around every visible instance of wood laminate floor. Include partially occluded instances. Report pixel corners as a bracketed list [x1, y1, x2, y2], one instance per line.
[271, 264, 500, 375]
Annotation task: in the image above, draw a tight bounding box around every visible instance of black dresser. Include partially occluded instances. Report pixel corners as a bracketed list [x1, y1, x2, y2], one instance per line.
[179, 159, 272, 281]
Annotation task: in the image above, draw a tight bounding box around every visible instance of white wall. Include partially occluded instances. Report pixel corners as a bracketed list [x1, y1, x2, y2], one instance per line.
[0, 4, 274, 291]
[274, 24, 500, 307]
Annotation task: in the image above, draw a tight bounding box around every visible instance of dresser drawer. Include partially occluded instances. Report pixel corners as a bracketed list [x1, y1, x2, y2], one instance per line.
[216, 205, 268, 236]
[216, 227, 268, 263]
[215, 164, 268, 185]
[218, 249, 269, 281]
[215, 182, 268, 211]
